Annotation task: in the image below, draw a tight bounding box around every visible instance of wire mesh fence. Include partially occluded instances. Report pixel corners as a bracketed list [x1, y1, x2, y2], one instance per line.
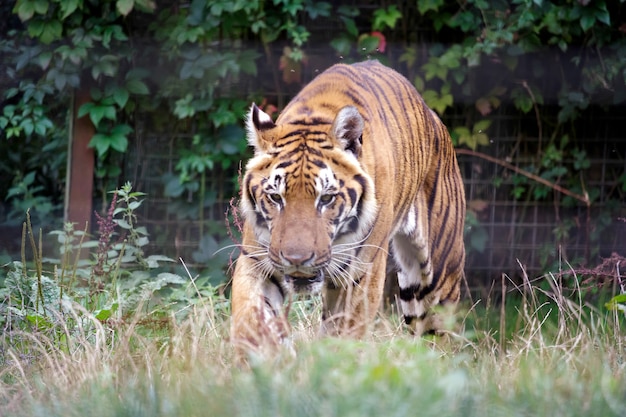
[126, 108, 624, 290]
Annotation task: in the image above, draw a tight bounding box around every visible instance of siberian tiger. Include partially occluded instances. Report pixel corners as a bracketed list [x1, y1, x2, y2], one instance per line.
[231, 60, 465, 348]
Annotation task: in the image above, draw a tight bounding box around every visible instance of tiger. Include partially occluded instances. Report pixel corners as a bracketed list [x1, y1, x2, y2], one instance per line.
[230, 60, 465, 349]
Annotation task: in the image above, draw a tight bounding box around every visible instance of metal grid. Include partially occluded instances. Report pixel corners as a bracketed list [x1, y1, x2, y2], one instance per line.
[126, 111, 625, 287]
[123, 48, 626, 285]
[457, 109, 626, 284]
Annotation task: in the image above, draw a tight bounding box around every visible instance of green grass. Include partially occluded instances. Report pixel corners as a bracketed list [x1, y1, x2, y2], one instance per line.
[4, 191, 624, 416]
[2, 276, 626, 417]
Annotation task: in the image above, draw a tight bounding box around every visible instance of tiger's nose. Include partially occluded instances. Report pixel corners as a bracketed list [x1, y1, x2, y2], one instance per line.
[279, 249, 315, 266]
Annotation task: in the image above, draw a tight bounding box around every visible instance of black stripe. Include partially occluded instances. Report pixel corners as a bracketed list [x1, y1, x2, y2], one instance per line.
[305, 137, 331, 144]
[353, 174, 368, 217]
[416, 279, 436, 301]
[287, 117, 331, 126]
[311, 159, 327, 168]
[347, 188, 357, 207]
[276, 160, 294, 169]
[439, 279, 461, 304]
[427, 161, 441, 216]
[399, 284, 419, 301]
[280, 130, 304, 140]
[255, 212, 267, 228]
[263, 298, 278, 316]
[335, 217, 359, 239]
[344, 89, 366, 109]
[269, 275, 285, 300]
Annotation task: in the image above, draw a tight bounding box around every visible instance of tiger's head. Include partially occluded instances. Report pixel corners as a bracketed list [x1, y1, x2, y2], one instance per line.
[240, 104, 378, 295]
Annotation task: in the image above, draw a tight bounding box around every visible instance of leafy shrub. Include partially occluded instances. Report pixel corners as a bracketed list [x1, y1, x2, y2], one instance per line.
[0, 183, 228, 359]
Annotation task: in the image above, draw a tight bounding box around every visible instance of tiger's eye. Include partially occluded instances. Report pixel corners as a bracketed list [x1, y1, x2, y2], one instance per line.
[268, 193, 282, 204]
[319, 194, 336, 205]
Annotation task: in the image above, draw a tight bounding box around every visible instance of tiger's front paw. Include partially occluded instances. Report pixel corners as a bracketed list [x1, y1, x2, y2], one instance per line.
[231, 306, 293, 360]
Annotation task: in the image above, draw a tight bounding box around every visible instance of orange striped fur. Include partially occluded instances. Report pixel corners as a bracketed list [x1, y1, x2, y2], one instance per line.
[231, 60, 465, 348]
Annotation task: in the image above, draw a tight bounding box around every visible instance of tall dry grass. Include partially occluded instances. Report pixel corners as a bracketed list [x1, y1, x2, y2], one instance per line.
[1, 263, 626, 417]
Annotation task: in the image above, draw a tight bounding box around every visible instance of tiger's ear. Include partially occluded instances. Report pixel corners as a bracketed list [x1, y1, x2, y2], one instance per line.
[331, 106, 364, 157]
[246, 103, 276, 155]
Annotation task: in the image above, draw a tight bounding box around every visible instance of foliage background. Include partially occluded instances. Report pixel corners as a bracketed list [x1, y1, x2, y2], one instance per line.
[1, 3, 626, 414]
[0, 0, 625, 288]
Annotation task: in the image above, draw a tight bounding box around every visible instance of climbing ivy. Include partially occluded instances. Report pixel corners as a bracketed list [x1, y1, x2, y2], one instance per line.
[1, 0, 334, 267]
[1, 0, 624, 273]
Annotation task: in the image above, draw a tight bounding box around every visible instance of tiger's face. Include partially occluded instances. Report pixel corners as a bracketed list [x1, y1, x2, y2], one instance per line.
[241, 104, 377, 295]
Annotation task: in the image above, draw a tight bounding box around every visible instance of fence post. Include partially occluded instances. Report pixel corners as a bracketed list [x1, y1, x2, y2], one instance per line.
[64, 88, 94, 231]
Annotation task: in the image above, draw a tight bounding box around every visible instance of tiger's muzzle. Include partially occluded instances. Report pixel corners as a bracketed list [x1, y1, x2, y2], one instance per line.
[284, 270, 325, 294]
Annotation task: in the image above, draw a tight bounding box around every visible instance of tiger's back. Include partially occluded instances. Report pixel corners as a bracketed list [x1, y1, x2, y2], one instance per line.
[231, 60, 465, 346]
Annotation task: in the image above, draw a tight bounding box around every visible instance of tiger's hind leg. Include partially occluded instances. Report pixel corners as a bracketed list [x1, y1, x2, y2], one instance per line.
[391, 206, 439, 336]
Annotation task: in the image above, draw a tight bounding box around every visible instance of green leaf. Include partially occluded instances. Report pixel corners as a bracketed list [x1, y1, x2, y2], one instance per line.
[372, 5, 402, 31]
[473, 132, 490, 147]
[60, 0, 80, 19]
[413, 75, 424, 92]
[14, 0, 35, 21]
[84, 104, 116, 127]
[92, 56, 118, 80]
[27, 18, 44, 38]
[36, 51, 52, 69]
[595, 7, 610, 26]
[330, 36, 352, 56]
[145, 255, 175, 268]
[7, 127, 22, 138]
[96, 303, 119, 321]
[111, 123, 133, 136]
[112, 87, 130, 108]
[95, 308, 112, 321]
[34, 117, 53, 135]
[134, 0, 155, 12]
[77, 102, 94, 119]
[174, 94, 195, 119]
[439, 45, 462, 69]
[238, 50, 259, 76]
[580, 13, 595, 32]
[26, 314, 54, 329]
[46, 68, 67, 90]
[606, 294, 626, 311]
[418, 0, 444, 14]
[125, 79, 149, 95]
[89, 133, 111, 156]
[102, 124, 132, 153]
[473, 120, 491, 134]
[306, 1, 331, 19]
[114, 218, 132, 229]
[116, 0, 134, 16]
[5, 88, 19, 99]
[513, 94, 533, 113]
[109, 133, 128, 152]
[341, 16, 358, 37]
[20, 118, 35, 135]
[33, 0, 48, 14]
[357, 35, 380, 54]
[423, 89, 453, 115]
[40, 20, 63, 44]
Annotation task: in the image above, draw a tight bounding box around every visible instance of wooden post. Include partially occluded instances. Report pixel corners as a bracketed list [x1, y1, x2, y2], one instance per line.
[64, 89, 94, 230]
